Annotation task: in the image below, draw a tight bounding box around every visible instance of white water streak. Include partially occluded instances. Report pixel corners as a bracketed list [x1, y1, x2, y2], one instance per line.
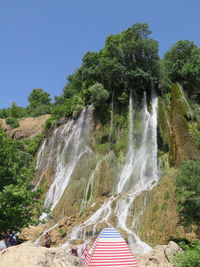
[67, 88, 158, 254]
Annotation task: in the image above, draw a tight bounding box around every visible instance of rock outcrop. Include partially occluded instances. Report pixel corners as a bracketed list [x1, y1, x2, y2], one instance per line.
[0, 242, 79, 267]
[136, 241, 182, 267]
[0, 241, 182, 267]
[0, 114, 50, 139]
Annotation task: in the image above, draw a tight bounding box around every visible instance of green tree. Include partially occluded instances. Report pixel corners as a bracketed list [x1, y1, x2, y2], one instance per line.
[164, 40, 200, 102]
[0, 127, 35, 234]
[28, 88, 52, 116]
[175, 160, 200, 225]
[0, 182, 35, 233]
[0, 128, 19, 190]
[10, 102, 18, 118]
[59, 23, 160, 113]
[87, 83, 109, 107]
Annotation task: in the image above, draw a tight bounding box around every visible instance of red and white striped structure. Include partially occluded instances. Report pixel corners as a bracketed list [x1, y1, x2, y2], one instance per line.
[83, 228, 139, 267]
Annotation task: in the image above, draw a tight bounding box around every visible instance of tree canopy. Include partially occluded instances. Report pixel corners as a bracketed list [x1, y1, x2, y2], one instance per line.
[27, 88, 52, 117]
[0, 128, 36, 234]
[52, 23, 160, 120]
[175, 160, 200, 226]
[163, 40, 200, 102]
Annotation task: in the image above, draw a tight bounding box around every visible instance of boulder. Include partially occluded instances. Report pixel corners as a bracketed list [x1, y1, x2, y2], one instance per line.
[0, 242, 80, 267]
[136, 241, 182, 267]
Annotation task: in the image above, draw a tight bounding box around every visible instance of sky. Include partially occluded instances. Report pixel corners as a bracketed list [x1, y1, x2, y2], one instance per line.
[0, 0, 200, 108]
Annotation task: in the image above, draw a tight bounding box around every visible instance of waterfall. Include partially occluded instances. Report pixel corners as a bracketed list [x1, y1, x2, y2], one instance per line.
[117, 91, 135, 193]
[67, 88, 159, 254]
[35, 88, 159, 253]
[36, 107, 94, 213]
[109, 90, 114, 141]
[117, 90, 158, 193]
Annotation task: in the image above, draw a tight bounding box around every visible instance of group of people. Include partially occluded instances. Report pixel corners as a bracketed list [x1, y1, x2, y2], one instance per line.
[0, 231, 17, 251]
[70, 243, 93, 262]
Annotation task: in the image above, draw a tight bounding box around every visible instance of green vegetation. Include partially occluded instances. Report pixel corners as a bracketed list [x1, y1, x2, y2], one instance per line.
[53, 23, 160, 121]
[0, 103, 28, 119]
[5, 117, 19, 128]
[27, 88, 52, 117]
[59, 228, 67, 238]
[175, 161, 200, 226]
[0, 128, 36, 234]
[163, 40, 200, 102]
[23, 133, 45, 154]
[1, 23, 200, 243]
[174, 241, 200, 267]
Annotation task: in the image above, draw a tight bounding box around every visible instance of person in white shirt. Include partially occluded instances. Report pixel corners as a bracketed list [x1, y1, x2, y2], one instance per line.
[0, 236, 7, 251]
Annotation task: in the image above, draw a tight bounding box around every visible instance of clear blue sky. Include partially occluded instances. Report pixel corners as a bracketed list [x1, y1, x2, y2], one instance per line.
[0, 0, 199, 108]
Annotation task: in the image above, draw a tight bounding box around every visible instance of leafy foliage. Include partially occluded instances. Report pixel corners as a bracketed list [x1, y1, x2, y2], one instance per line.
[27, 88, 52, 117]
[56, 23, 160, 119]
[5, 117, 19, 128]
[0, 103, 29, 119]
[87, 83, 109, 107]
[175, 161, 200, 225]
[174, 241, 200, 267]
[23, 133, 45, 154]
[164, 40, 200, 102]
[0, 127, 36, 234]
[0, 182, 36, 233]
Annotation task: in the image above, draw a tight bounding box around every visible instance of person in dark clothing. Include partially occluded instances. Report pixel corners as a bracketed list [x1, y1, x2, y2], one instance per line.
[70, 246, 78, 257]
[7, 231, 17, 247]
[44, 232, 51, 248]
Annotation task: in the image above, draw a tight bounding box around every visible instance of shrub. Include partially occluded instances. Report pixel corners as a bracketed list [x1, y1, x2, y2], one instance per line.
[59, 228, 67, 238]
[44, 117, 56, 131]
[88, 83, 109, 107]
[6, 117, 19, 128]
[25, 133, 45, 155]
[175, 161, 200, 225]
[174, 241, 200, 267]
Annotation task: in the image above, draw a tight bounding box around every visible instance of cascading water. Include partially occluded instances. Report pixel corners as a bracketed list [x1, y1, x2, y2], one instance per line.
[35, 107, 94, 213]
[117, 91, 135, 193]
[35, 88, 159, 254]
[66, 88, 159, 253]
[109, 90, 114, 142]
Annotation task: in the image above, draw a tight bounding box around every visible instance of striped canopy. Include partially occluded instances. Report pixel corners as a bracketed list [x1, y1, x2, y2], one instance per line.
[83, 228, 139, 267]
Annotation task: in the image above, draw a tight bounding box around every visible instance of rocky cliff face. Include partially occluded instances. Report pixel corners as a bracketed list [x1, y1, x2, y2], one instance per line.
[30, 84, 199, 253]
[0, 114, 50, 139]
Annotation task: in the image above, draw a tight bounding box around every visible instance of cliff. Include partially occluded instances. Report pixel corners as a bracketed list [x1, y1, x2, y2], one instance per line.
[0, 114, 50, 139]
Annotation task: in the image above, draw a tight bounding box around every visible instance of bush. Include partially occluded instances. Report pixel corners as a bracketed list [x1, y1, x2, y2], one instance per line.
[51, 102, 71, 119]
[59, 228, 67, 238]
[88, 83, 109, 107]
[175, 161, 200, 225]
[174, 241, 200, 267]
[44, 117, 56, 131]
[6, 117, 19, 128]
[29, 105, 51, 117]
[24, 133, 45, 155]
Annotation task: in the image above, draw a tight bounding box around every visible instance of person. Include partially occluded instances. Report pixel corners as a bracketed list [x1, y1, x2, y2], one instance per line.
[0, 236, 7, 251]
[7, 231, 17, 247]
[44, 232, 51, 248]
[81, 244, 89, 261]
[70, 245, 78, 257]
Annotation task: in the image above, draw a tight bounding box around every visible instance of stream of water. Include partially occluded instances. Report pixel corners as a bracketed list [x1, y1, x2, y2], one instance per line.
[65, 89, 159, 253]
[36, 90, 159, 253]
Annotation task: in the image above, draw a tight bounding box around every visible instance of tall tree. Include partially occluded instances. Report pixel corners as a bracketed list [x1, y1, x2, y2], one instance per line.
[164, 40, 200, 102]
[0, 128, 35, 233]
[27, 88, 52, 116]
